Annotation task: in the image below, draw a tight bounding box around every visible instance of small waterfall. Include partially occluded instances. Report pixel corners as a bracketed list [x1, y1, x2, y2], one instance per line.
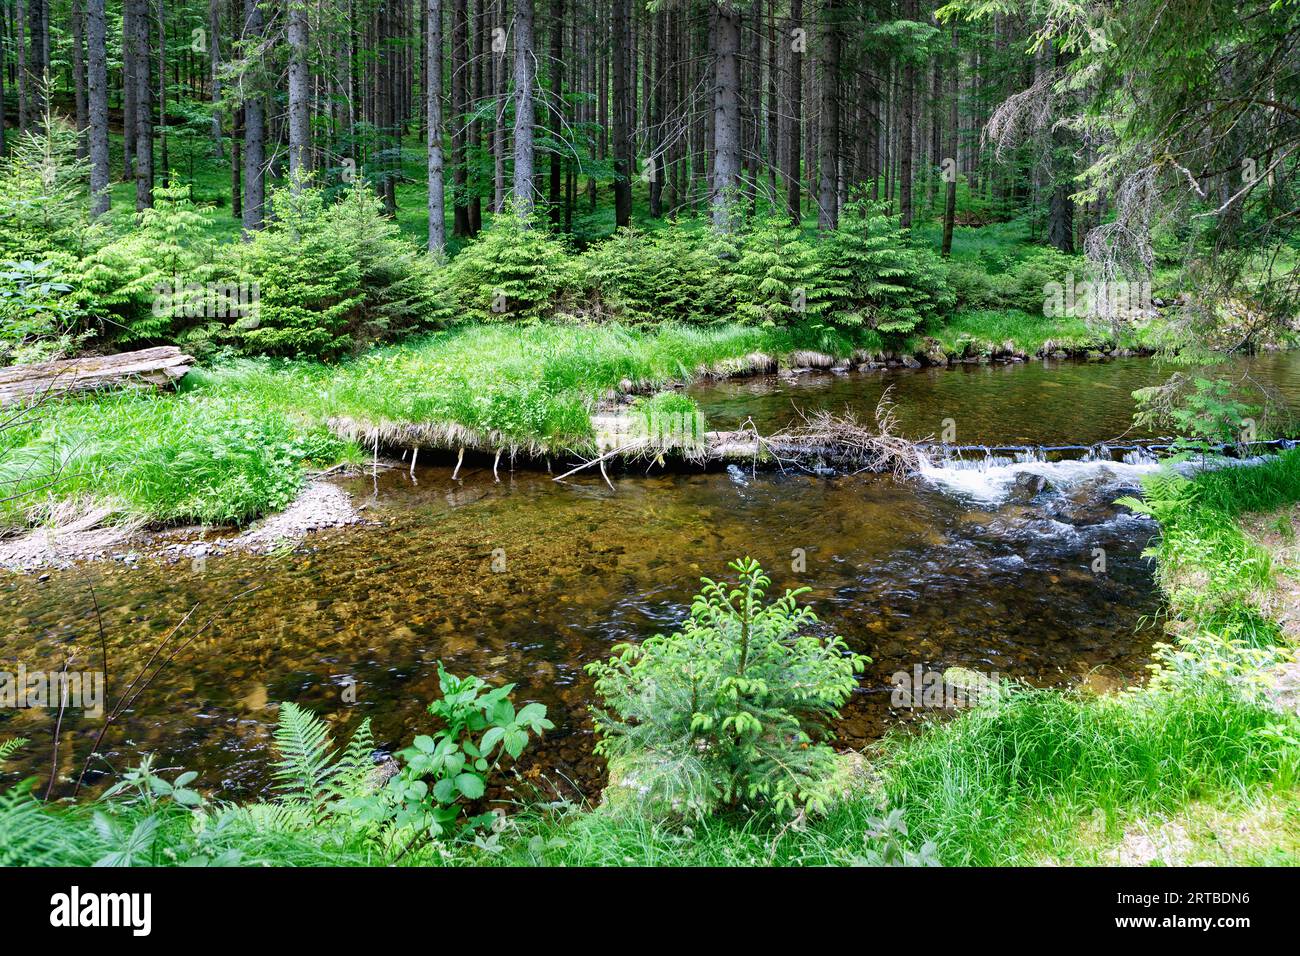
[917, 441, 1164, 502]
[916, 436, 1296, 503]
[1121, 446, 1159, 465]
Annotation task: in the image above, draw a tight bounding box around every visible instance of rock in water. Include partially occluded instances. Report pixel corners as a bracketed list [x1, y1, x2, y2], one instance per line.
[1009, 472, 1050, 501]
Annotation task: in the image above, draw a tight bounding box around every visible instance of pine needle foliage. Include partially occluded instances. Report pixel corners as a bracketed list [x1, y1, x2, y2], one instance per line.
[0, 112, 94, 262]
[446, 200, 579, 321]
[588, 557, 867, 818]
[732, 216, 829, 326]
[220, 180, 450, 358]
[579, 225, 731, 323]
[818, 197, 954, 334]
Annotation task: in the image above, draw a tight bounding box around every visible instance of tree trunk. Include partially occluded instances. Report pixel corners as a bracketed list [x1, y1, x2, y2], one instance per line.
[427, 0, 446, 251]
[783, 0, 802, 223]
[898, 0, 915, 228]
[511, 0, 535, 212]
[815, 0, 839, 229]
[492, 0, 506, 211]
[241, 0, 265, 234]
[26, 0, 48, 123]
[710, 2, 741, 231]
[1046, 47, 1074, 253]
[941, 24, 957, 257]
[548, 0, 564, 224]
[119, 0, 134, 179]
[649, 5, 665, 217]
[288, 0, 310, 186]
[744, 0, 760, 211]
[132, 0, 153, 209]
[209, 0, 223, 155]
[156, 0, 167, 176]
[1047, 182, 1074, 253]
[86, 0, 110, 217]
[71, 0, 89, 157]
[16, 0, 28, 135]
[611, 0, 631, 226]
[451, 0, 470, 234]
[470, 0, 484, 232]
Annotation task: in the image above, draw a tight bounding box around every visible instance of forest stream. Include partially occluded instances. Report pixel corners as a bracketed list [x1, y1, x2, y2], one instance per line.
[4, 353, 1300, 800]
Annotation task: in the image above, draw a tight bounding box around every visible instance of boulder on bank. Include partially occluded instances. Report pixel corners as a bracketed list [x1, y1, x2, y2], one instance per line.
[919, 340, 951, 366]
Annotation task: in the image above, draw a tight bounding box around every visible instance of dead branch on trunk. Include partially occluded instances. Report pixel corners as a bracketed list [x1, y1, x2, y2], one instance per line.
[762, 390, 925, 478]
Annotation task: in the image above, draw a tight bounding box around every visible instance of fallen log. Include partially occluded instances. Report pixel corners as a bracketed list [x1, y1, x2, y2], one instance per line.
[0, 346, 194, 406]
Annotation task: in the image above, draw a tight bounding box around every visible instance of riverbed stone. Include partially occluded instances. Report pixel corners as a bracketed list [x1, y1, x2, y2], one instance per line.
[1008, 473, 1051, 500]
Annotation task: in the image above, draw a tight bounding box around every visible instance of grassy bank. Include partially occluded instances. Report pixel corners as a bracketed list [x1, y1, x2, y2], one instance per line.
[924, 308, 1162, 358]
[2, 623, 1293, 868]
[0, 316, 1146, 531]
[0, 322, 860, 528]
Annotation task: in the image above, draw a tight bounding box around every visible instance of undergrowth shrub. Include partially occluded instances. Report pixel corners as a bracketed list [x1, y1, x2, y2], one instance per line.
[588, 557, 867, 818]
[446, 202, 578, 321]
[81, 180, 215, 342]
[944, 245, 1076, 314]
[0, 260, 83, 365]
[0, 115, 95, 262]
[732, 216, 828, 325]
[819, 197, 954, 335]
[369, 664, 553, 843]
[216, 181, 450, 358]
[579, 225, 729, 323]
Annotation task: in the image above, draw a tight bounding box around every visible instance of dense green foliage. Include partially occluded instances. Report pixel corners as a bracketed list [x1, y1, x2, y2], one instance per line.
[1120, 448, 1300, 651]
[445, 202, 579, 322]
[0, 389, 351, 527]
[381, 665, 553, 840]
[0, 120, 1022, 365]
[579, 225, 733, 323]
[0, 669, 548, 866]
[217, 182, 452, 358]
[0, 260, 81, 365]
[82, 181, 215, 342]
[820, 198, 955, 334]
[588, 558, 867, 817]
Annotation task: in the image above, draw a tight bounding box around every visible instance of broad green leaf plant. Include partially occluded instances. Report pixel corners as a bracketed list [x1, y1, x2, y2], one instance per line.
[380, 663, 553, 841]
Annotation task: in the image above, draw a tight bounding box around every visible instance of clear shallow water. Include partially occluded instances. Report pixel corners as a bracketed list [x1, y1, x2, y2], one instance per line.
[689, 352, 1300, 446]
[3, 353, 1298, 800]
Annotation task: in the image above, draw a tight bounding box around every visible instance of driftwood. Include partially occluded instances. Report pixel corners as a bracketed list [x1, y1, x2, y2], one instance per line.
[555, 390, 923, 485]
[0, 347, 194, 406]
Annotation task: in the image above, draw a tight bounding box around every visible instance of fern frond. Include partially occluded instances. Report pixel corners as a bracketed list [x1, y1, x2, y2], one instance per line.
[0, 784, 101, 866]
[0, 737, 29, 764]
[271, 702, 339, 819]
[329, 718, 377, 800]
